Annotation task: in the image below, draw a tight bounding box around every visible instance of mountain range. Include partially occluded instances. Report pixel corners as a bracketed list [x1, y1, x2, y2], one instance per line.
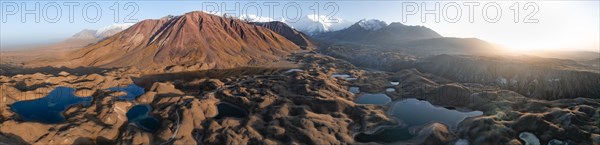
[199, 12, 352, 35]
[250, 21, 315, 49]
[315, 20, 442, 43]
[11, 11, 594, 71]
[283, 15, 353, 35]
[62, 11, 302, 69]
[1, 9, 599, 145]
[68, 23, 134, 42]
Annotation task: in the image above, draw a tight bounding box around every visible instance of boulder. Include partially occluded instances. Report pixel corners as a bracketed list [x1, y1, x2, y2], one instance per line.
[136, 92, 157, 104]
[200, 79, 225, 91]
[75, 89, 95, 97]
[416, 123, 456, 145]
[58, 71, 71, 76]
[150, 82, 184, 96]
[0, 121, 52, 143]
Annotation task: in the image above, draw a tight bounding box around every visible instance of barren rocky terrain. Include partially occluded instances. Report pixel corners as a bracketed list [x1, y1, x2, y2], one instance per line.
[1, 11, 599, 145]
[1, 52, 598, 145]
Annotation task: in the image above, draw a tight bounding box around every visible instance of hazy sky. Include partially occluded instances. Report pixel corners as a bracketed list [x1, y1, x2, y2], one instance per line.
[1, 1, 598, 52]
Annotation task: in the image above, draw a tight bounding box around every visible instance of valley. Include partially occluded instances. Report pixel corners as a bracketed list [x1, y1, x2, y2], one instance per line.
[0, 11, 599, 145]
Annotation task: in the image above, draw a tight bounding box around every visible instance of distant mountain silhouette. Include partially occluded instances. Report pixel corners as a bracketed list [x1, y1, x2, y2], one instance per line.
[250, 21, 315, 49]
[316, 20, 442, 43]
[67, 23, 133, 43]
[315, 20, 501, 56]
[397, 37, 500, 56]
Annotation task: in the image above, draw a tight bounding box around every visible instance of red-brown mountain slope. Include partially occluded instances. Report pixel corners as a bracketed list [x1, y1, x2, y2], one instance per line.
[64, 11, 301, 69]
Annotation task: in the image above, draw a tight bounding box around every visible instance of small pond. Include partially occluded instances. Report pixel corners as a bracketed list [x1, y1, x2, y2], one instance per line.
[349, 87, 360, 94]
[346, 77, 358, 81]
[285, 69, 303, 73]
[388, 99, 483, 129]
[108, 84, 145, 100]
[354, 125, 414, 143]
[214, 103, 248, 119]
[10, 87, 93, 123]
[519, 132, 540, 145]
[331, 74, 351, 78]
[355, 98, 483, 143]
[548, 139, 567, 145]
[126, 105, 160, 132]
[354, 93, 392, 105]
[386, 88, 396, 92]
[332, 74, 357, 80]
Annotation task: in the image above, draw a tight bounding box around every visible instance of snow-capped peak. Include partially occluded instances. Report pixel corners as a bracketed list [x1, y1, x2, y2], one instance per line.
[69, 23, 133, 40]
[238, 14, 275, 22]
[283, 15, 352, 35]
[357, 19, 387, 31]
[199, 11, 275, 22]
[96, 23, 134, 36]
[198, 11, 353, 35]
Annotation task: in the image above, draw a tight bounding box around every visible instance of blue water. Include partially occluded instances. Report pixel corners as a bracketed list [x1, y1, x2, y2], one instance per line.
[108, 84, 145, 100]
[355, 126, 414, 143]
[331, 74, 351, 78]
[137, 117, 160, 132]
[386, 88, 396, 92]
[349, 87, 360, 94]
[355, 98, 483, 143]
[388, 99, 482, 128]
[126, 105, 160, 132]
[285, 69, 303, 73]
[126, 105, 150, 121]
[214, 103, 248, 119]
[10, 87, 93, 124]
[354, 93, 392, 105]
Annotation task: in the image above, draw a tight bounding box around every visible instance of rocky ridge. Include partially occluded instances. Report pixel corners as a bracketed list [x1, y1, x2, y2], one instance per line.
[62, 11, 302, 70]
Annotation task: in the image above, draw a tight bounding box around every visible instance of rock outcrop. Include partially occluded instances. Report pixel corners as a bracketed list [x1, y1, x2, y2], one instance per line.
[251, 21, 315, 49]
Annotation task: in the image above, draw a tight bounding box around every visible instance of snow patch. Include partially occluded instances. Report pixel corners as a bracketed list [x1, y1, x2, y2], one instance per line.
[200, 11, 275, 23]
[199, 11, 353, 35]
[238, 14, 275, 22]
[284, 15, 352, 35]
[358, 19, 387, 31]
[96, 23, 134, 36]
